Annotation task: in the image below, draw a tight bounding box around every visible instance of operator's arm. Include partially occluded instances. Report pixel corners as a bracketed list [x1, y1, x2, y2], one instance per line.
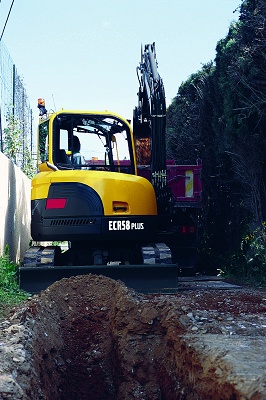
[73, 152, 87, 167]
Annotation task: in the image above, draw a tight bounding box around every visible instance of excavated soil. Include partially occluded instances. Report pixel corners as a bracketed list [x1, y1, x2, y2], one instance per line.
[0, 274, 266, 399]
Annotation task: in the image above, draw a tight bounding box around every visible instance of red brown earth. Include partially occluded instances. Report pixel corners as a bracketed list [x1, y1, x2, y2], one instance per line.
[0, 274, 266, 399]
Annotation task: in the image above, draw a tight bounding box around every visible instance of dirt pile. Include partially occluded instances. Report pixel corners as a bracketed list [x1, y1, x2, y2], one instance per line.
[0, 274, 265, 399]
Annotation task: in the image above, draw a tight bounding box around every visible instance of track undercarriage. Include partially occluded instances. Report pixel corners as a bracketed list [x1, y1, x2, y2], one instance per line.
[20, 242, 178, 294]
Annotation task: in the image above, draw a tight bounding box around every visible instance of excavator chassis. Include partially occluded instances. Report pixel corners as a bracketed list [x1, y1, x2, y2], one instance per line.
[19, 245, 178, 294]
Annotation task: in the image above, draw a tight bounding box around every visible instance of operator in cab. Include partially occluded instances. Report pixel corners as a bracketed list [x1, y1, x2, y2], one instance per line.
[72, 135, 86, 166]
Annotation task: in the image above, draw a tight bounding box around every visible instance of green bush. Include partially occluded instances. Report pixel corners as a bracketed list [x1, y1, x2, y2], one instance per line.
[0, 245, 29, 304]
[221, 223, 266, 286]
[0, 245, 18, 290]
[241, 223, 266, 283]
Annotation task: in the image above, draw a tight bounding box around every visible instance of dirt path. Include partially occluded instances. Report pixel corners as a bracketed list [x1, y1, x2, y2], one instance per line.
[0, 275, 265, 399]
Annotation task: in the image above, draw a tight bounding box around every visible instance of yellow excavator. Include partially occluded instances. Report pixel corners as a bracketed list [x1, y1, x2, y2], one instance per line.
[20, 43, 202, 293]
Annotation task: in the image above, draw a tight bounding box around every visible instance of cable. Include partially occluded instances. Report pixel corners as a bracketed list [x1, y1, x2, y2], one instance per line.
[0, 0, 15, 43]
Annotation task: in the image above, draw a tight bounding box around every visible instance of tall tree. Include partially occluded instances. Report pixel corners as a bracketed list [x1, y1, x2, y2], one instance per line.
[166, 0, 266, 269]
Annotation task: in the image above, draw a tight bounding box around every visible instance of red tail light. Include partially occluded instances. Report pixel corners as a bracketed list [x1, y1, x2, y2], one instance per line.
[46, 198, 67, 209]
[181, 226, 195, 234]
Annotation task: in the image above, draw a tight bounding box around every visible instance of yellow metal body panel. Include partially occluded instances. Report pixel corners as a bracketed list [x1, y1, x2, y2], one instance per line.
[31, 170, 157, 216]
[33, 109, 157, 218]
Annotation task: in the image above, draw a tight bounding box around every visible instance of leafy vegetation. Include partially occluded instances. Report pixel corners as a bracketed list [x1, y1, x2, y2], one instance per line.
[0, 246, 29, 319]
[166, 0, 266, 284]
[3, 111, 36, 178]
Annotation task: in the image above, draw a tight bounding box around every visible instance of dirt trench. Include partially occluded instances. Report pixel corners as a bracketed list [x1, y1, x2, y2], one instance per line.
[0, 275, 266, 399]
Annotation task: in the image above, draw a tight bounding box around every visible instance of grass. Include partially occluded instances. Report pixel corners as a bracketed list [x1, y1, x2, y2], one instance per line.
[0, 245, 30, 319]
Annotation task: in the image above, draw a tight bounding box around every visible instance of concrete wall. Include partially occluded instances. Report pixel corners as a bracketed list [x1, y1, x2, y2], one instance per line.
[0, 152, 31, 263]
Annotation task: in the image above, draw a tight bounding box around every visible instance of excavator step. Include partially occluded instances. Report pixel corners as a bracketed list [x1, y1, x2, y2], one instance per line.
[19, 264, 178, 294]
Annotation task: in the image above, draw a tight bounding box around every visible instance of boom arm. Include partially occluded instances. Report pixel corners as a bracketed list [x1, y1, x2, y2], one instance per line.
[133, 43, 170, 214]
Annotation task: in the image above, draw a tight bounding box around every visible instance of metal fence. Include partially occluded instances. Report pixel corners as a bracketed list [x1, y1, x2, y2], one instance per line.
[0, 41, 33, 169]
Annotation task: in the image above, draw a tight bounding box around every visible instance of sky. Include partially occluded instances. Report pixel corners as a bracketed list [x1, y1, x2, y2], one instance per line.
[0, 0, 241, 125]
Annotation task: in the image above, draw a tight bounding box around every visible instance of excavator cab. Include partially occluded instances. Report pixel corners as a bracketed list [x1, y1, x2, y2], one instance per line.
[38, 111, 136, 174]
